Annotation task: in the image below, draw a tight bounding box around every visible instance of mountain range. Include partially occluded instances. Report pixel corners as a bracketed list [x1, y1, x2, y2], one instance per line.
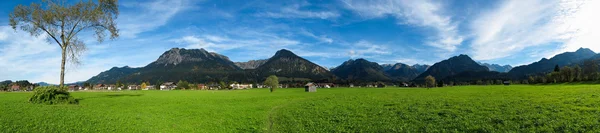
[84, 47, 599, 85]
[331, 59, 390, 82]
[413, 54, 490, 83]
[508, 48, 597, 79]
[479, 63, 512, 72]
[235, 59, 267, 69]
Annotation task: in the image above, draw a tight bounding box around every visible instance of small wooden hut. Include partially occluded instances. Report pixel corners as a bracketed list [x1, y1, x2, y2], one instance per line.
[305, 83, 317, 92]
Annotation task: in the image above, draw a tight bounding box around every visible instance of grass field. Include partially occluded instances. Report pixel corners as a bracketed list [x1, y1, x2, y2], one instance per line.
[1, 85, 600, 132]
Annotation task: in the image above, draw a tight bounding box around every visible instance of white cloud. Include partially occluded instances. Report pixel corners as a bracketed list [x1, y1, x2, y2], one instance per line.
[119, 0, 190, 38]
[175, 34, 300, 53]
[470, 0, 598, 60]
[0, 25, 154, 84]
[299, 29, 333, 44]
[257, 4, 339, 19]
[342, 0, 463, 52]
[557, 0, 600, 55]
[0, 26, 59, 83]
[347, 40, 390, 59]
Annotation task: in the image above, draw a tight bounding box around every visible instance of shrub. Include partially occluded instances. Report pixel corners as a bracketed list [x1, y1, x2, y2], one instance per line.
[29, 86, 78, 104]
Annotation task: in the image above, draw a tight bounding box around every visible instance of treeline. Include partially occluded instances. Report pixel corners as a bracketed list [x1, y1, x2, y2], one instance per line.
[527, 60, 599, 84]
[0, 80, 38, 91]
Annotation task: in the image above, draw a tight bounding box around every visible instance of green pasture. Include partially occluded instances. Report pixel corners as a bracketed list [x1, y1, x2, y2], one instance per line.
[1, 85, 599, 132]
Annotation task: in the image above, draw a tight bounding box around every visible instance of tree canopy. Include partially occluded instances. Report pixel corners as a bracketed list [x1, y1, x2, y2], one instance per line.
[9, 0, 119, 87]
[264, 75, 279, 92]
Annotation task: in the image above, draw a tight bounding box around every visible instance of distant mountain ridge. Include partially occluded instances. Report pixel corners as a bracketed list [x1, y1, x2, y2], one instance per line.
[412, 64, 430, 73]
[235, 59, 267, 69]
[414, 54, 489, 82]
[84, 47, 600, 85]
[381, 63, 422, 81]
[35, 82, 55, 86]
[508, 48, 596, 79]
[251, 49, 333, 81]
[103, 48, 246, 83]
[87, 66, 140, 84]
[332, 59, 390, 82]
[478, 62, 512, 72]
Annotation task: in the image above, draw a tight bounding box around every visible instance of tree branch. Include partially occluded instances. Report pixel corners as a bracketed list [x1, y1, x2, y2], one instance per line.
[39, 26, 63, 48]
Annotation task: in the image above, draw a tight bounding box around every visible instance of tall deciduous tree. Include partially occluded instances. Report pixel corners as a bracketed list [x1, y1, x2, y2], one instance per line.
[264, 75, 279, 92]
[583, 60, 599, 81]
[424, 75, 435, 88]
[140, 82, 147, 90]
[9, 0, 119, 87]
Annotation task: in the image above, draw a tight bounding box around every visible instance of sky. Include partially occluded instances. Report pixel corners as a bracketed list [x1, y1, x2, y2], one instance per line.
[0, 0, 599, 84]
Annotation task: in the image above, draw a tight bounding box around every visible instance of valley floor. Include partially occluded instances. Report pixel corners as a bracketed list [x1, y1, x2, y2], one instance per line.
[1, 85, 600, 132]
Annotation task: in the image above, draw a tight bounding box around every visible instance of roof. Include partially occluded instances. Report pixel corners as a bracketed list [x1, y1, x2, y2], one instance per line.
[162, 82, 175, 86]
[305, 82, 314, 86]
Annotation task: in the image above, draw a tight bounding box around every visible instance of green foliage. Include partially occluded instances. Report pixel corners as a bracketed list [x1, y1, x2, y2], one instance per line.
[424, 75, 435, 88]
[28, 86, 78, 105]
[155, 80, 162, 90]
[264, 75, 279, 92]
[141, 82, 147, 90]
[176, 80, 190, 90]
[9, 0, 119, 86]
[218, 81, 227, 90]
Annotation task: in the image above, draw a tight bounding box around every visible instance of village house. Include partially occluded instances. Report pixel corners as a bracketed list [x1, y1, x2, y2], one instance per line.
[255, 84, 265, 88]
[207, 84, 220, 90]
[197, 84, 206, 90]
[95, 84, 107, 90]
[230, 83, 252, 89]
[128, 85, 141, 90]
[11, 85, 20, 91]
[144, 85, 154, 90]
[401, 82, 409, 87]
[316, 83, 334, 88]
[305, 83, 317, 92]
[160, 82, 176, 90]
[503, 80, 511, 86]
[107, 85, 117, 90]
[68, 85, 82, 91]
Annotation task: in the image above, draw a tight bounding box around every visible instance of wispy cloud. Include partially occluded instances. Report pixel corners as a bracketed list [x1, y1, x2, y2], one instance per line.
[469, 0, 598, 61]
[174, 33, 300, 53]
[347, 40, 390, 59]
[256, 3, 339, 19]
[299, 29, 333, 44]
[119, 0, 191, 38]
[342, 0, 463, 52]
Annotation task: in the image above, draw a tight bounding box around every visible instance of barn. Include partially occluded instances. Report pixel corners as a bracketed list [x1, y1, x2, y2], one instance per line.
[305, 83, 317, 92]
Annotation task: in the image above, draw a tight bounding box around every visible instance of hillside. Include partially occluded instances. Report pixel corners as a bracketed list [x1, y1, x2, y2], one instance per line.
[251, 49, 334, 81]
[383, 63, 421, 81]
[414, 54, 489, 82]
[235, 59, 267, 69]
[86, 66, 140, 84]
[331, 58, 390, 82]
[480, 63, 512, 72]
[117, 48, 247, 83]
[508, 48, 596, 79]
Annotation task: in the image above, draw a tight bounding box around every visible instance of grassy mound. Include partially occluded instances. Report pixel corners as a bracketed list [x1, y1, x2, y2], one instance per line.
[29, 86, 78, 104]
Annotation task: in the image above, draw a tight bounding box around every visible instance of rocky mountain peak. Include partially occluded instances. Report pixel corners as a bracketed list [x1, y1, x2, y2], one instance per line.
[235, 59, 268, 69]
[273, 49, 298, 58]
[154, 48, 230, 66]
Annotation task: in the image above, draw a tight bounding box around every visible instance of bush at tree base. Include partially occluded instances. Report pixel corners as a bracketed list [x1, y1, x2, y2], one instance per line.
[29, 86, 78, 104]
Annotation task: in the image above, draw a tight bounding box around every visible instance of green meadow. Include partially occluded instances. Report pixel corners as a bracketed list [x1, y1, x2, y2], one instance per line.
[1, 85, 600, 132]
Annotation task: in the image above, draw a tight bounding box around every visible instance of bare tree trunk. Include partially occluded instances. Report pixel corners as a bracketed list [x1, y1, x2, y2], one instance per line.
[60, 47, 66, 88]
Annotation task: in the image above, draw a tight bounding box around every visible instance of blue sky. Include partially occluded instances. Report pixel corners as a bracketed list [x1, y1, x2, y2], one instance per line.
[0, 0, 599, 84]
